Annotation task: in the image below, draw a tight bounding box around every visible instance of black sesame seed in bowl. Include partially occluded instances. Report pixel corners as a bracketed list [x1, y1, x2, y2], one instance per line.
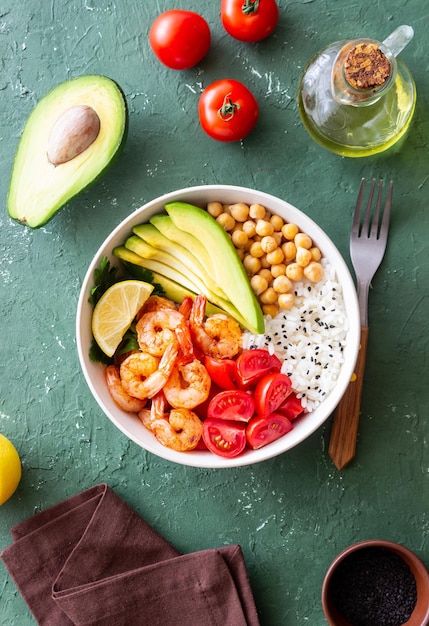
[322, 540, 429, 626]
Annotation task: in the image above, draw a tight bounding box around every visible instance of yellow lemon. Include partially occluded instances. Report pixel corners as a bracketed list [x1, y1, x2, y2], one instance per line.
[91, 280, 154, 357]
[0, 434, 22, 505]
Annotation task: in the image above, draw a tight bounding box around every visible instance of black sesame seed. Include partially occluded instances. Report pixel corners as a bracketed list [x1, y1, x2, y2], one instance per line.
[329, 547, 417, 626]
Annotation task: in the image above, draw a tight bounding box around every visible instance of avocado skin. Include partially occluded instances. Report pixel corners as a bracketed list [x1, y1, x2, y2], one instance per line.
[7, 75, 128, 228]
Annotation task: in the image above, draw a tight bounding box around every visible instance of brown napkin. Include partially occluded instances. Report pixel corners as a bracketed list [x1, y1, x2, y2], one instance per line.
[1, 483, 260, 626]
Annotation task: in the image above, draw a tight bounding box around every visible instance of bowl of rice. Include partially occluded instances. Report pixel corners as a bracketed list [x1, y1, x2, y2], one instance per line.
[76, 185, 360, 468]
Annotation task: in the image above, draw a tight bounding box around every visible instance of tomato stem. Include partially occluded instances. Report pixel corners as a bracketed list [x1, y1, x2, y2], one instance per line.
[217, 92, 240, 121]
[242, 0, 260, 15]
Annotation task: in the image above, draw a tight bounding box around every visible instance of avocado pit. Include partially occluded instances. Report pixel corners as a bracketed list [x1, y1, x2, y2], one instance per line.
[47, 104, 101, 166]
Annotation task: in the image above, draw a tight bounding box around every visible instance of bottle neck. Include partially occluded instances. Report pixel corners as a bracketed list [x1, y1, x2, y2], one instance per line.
[331, 39, 396, 106]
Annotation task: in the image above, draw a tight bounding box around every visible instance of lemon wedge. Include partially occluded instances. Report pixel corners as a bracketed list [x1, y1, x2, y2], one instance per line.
[91, 280, 154, 357]
[0, 434, 22, 505]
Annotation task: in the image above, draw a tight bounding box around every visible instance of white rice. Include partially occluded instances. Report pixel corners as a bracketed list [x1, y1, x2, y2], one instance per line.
[242, 259, 349, 412]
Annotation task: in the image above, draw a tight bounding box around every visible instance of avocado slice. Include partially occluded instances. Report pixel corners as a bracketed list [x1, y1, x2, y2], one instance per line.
[115, 253, 228, 317]
[124, 237, 204, 295]
[165, 202, 265, 334]
[150, 214, 217, 278]
[133, 223, 228, 300]
[113, 244, 249, 328]
[7, 75, 128, 228]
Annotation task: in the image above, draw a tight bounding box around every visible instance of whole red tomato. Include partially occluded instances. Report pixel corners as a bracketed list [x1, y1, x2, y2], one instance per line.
[221, 0, 279, 42]
[198, 79, 259, 142]
[149, 10, 211, 70]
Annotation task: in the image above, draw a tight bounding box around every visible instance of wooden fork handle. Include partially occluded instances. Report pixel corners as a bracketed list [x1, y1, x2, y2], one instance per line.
[328, 326, 369, 470]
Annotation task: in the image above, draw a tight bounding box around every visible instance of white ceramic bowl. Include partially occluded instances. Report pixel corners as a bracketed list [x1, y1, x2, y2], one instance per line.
[76, 185, 360, 468]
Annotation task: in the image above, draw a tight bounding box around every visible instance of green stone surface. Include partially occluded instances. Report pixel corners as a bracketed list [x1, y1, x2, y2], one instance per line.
[1, 1, 428, 625]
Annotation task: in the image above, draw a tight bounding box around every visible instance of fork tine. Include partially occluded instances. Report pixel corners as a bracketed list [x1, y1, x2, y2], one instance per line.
[369, 180, 384, 239]
[361, 179, 377, 237]
[352, 178, 366, 237]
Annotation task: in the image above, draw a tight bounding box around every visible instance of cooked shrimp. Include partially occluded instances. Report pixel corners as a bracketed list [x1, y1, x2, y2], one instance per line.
[138, 392, 166, 431]
[151, 409, 203, 451]
[189, 294, 242, 359]
[163, 357, 211, 409]
[138, 295, 177, 318]
[120, 342, 178, 400]
[105, 365, 147, 413]
[178, 296, 193, 319]
[136, 309, 193, 357]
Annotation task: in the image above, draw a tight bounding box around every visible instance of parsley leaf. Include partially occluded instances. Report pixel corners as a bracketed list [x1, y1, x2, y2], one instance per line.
[88, 256, 120, 307]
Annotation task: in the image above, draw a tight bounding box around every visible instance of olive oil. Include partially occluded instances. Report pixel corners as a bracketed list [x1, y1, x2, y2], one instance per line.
[297, 28, 416, 157]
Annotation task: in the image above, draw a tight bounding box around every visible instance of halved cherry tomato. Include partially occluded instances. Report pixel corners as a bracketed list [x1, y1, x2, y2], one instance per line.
[198, 79, 259, 142]
[221, 0, 279, 43]
[277, 393, 304, 420]
[254, 372, 292, 416]
[204, 356, 237, 390]
[203, 418, 247, 457]
[246, 413, 293, 449]
[235, 349, 282, 388]
[149, 10, 211, 70]
[208, 390, 255, 422]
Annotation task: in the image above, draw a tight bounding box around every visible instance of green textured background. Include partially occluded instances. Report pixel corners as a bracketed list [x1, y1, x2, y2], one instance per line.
[1, 1, 428, 624]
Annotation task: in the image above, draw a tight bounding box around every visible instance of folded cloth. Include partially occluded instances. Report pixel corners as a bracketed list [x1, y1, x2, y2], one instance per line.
[1, 483, 260, 626]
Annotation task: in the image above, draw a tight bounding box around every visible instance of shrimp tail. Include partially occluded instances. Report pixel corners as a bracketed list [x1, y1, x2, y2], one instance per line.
[138, 392, 166, 431]
[178, 296, 193, 319]
[147, 341, 179, 398]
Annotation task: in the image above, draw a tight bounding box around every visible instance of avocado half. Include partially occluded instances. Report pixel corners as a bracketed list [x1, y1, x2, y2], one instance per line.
[7, 75, 128, 228]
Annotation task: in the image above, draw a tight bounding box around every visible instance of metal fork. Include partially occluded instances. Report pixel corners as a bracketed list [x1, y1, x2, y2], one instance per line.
[328, 178, 393, 470]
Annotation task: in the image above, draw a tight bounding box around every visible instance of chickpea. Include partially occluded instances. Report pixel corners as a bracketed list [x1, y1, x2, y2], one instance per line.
[273, 231, 283, 246]
[207, 201, 223, 218]
[242, 220, 257, 238]
[259, 287, 278, 304]
[255, 219, 274, 237]
[258, 268, 273, 284]
[296, 246, 312, 267]
[310, 246, 322, 261]
[270, 214, 284, 231]
[295, 232, 312, 249]
[273, 275, 293, 293]
[216, 212, 235, 231]
[231, 229, 249, 248]
[244, 237, 255, 252]
[249, 241, 265, 258]
[260, 235, 278, 254]
[303, 261, 324, 282]
[260, 255, 271, 269]
[282, 222, 299, 240]
[250, 274, 268, 295]
[278, 293, 295, 310]
[235, 247, 245, 261]
[271, 263, 287, 278]
[243, 254, 261, 275]
[229, 202, 250, 222]
[249, 203, 266, 219]
[282, 241, 297, 261]
[266, 248, 284, 265]
[286, 262, 304, 281]
[262, 303, 279, 317]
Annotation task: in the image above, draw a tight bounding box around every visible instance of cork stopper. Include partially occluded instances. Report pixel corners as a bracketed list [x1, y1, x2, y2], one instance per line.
[344, 42, 391, 90]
